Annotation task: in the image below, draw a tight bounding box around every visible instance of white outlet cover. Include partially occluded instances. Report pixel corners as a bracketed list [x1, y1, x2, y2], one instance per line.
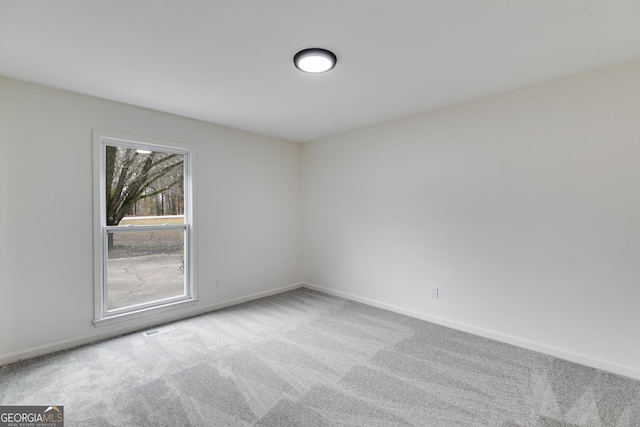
[430, 286, 438, 298]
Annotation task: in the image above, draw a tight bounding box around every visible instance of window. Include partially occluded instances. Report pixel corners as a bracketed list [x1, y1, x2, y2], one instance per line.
[93, 130, 196, 326]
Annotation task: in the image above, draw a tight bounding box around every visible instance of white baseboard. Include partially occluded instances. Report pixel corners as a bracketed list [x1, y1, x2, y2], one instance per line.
[191, 282, 304, 314]
[302, 282, 640, 381]
[5, 281, 640, 381]
[0, 282, 305, 367]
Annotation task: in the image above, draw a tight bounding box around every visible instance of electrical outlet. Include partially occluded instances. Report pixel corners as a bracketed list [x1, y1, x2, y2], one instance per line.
[214, 279, 221, 288]
[430, 286, 439, 298]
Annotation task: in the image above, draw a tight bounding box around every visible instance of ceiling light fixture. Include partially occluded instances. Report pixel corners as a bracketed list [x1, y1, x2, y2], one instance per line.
[294, 48, 337, 73]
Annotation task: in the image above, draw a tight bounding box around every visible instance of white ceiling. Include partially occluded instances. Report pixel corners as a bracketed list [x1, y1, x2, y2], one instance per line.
[1, 1, 640, 142]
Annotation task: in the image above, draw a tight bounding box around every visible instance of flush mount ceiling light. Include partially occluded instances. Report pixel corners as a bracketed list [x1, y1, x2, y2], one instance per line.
[294, 48, 337, 73]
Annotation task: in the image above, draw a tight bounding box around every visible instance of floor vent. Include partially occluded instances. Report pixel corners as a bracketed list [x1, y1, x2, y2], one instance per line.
[142, 326, 174, 337]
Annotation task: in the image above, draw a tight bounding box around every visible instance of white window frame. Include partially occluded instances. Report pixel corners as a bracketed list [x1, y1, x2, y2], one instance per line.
[93, 129, 197, 327]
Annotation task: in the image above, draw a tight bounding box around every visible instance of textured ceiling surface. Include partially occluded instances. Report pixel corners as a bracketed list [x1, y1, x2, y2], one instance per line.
[1, 1, 640, 142]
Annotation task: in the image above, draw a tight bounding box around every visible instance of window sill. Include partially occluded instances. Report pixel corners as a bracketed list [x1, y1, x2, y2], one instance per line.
[93, 298, 199, 328]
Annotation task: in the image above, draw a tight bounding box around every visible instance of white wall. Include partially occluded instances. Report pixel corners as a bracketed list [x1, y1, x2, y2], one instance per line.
[302, 59, 640, 378]
[0, 77, 302, 363]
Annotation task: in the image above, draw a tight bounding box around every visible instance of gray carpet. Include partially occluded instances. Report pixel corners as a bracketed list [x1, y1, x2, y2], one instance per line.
[1, 288, 639, 426]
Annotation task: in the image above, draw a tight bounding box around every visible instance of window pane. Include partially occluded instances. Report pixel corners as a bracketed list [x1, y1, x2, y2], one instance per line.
[107, 229, 185, 310]
[105, 145, 184, 225]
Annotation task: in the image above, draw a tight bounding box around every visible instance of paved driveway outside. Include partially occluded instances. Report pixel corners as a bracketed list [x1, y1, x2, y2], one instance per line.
[107, 254, 184, 309]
